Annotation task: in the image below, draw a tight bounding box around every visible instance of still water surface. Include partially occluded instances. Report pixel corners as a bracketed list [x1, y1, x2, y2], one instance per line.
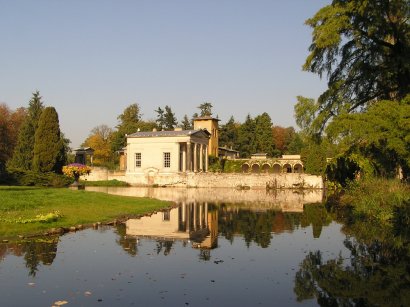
[0, 188, 407, 306]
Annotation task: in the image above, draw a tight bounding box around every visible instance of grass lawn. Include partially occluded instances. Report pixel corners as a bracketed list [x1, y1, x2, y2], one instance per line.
[80, 179, 129, 187]
[0, 186, 171, 238]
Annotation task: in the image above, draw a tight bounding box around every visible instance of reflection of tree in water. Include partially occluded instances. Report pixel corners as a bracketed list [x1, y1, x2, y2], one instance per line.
[301, 204, 332, 238]
[294, 205, 410, 306]
[218, 204, 330, 247]
[115, 224, 138, 256]
[0, 238, 60, 277]
[218, 205, 275, 248]
[199, 249, 211, 261]
[156, 240, 174, 256]
[295, 240, 410, 306]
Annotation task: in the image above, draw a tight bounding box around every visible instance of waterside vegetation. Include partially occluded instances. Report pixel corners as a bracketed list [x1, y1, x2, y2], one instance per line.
[335, 177, 410, 226]
[0, 186, 171, 239]
[80, 179, 129, 187]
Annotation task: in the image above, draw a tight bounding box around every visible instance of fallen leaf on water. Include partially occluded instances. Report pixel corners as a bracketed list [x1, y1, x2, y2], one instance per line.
[53, 300, 68, 306]
[84, 291, 92, 296]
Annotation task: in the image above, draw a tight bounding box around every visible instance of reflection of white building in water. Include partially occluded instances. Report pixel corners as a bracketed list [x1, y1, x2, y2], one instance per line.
[126, 202, 218, 249]
[86, 187, 323, 213]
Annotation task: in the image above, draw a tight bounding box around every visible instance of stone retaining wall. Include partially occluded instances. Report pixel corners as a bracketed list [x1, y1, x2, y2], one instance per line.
[125, 172, 323, 189]
[83, 167, 323, 189]
[81, 167, 126, 182]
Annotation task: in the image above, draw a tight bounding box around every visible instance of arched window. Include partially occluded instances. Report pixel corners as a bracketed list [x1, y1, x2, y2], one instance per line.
[251, 164, 260, 173]
[241, 163, 250, 173]
[283, 163, 292, 173]
[261, 163, 270, 173]
[293, 163, 303, 173]
[272, 164, 281, 173]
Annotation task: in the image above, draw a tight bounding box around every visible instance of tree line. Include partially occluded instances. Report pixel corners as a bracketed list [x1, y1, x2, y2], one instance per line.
[81, 102, 305, 167]
[0, 91, 68, 182]
[2, 0, 408, 183]
[294, 0, 409, 183]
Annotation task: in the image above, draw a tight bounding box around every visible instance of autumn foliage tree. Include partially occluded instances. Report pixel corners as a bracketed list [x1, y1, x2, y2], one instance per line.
[82, 125, 114, 166]
[0, 104, 26, 173]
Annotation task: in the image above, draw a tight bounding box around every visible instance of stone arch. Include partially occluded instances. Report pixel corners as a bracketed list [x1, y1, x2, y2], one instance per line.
[261, 163, 270, 173]
[283, 163, 292, 173]
[293, 163, 303, 173]
[272, 163, 281, 174]
[251, 164, 260, 173]
[241, 163, 250, 173]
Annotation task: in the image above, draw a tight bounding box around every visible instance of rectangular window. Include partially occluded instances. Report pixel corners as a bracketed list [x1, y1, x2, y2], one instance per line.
[163, 209, 171, 221]
[163, 152, 171, 168]
[135, 153, 141, 168]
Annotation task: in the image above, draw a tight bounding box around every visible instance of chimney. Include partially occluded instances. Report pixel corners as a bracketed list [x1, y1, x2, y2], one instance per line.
[152, 128, 157, 132]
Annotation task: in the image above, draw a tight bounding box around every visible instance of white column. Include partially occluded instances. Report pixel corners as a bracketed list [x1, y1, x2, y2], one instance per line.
[182, 202, 186, 231]
[205, 145, 208, 172]
[193, 201, 197, 230]
[193, 143, 198, 172]
[186, 203, 191, 232]
[205, 202, 208, 227]
[199, 144, 203, 171]
[182, 143, 186, 172]
[199, 203, 203, 228]
[187, 141, 191, 172]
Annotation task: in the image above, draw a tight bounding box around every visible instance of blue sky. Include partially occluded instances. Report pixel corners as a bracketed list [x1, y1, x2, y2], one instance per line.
[0, 0, 329, 147]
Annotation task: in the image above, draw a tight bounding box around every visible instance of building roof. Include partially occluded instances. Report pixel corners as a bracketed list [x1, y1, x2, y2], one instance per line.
[193, 116, 221, 121]
[73, 147, 94, 154]
[219, 147, 239, 153]
[127, 129, 211, 138]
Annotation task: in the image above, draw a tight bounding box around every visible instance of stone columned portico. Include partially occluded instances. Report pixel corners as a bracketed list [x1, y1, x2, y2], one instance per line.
[126, 129, 211, 185]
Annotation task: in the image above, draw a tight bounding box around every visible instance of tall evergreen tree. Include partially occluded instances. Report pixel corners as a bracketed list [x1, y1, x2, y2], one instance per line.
[180, 114, 192, 130]
[8, 91, 44, 170]
[237, 114, 256, 158]
[198, 102, 213, 117]
[32, 107, 65, 173]
[219, 116, 239, 149]
[164, 105, 177, 130]
[254, 112, 274, 156]
[155, 107, 165, 130]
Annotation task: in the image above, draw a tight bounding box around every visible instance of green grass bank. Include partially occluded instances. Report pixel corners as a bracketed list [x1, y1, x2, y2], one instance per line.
[80, 179, 129, 187]
[0, 186, 171, 239]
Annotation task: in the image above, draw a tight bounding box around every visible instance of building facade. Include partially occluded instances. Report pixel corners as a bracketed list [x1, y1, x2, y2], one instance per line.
[193, 116, 219, 157]
[126, 129, 211, 177]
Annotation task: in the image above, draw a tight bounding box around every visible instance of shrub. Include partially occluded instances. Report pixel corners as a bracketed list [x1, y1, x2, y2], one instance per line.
[223, 160, 244, 173]
[2, 169, 73, 187]
[340, 177, 410, 225]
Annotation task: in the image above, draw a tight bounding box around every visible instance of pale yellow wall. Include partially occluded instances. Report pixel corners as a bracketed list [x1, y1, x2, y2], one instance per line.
[127, 137, 180, 174]
[126, 134, 209, 175]
[193, 118, 219, 156]
[126, 207, 187, 238]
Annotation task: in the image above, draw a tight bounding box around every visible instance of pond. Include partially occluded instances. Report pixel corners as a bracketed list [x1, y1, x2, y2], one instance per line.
[0, 188, 409, 306]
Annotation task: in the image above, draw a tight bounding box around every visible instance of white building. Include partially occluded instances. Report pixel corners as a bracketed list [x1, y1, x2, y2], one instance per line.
[126, 129, 211, 177]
